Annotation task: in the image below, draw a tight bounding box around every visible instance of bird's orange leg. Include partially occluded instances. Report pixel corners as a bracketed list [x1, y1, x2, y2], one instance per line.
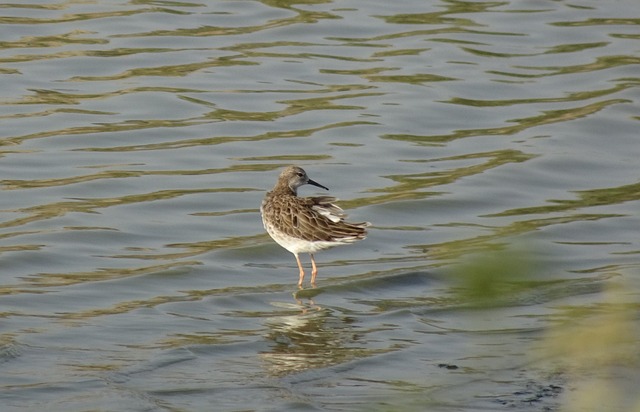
[310, 254, 318, 286]
[295, 254, 305, 287]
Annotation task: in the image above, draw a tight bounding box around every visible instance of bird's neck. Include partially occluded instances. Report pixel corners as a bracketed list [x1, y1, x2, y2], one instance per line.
[271, 183, 297, 196]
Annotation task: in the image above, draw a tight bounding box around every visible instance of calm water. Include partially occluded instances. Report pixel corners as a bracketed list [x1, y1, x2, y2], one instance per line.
[1, 0, 639, 411]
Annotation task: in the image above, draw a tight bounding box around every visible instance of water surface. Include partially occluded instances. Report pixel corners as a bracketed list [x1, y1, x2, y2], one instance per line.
[1, 0, 639, 411]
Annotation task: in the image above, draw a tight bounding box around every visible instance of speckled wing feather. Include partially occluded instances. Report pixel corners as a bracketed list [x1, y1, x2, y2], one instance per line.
[263, 194, 369, 243]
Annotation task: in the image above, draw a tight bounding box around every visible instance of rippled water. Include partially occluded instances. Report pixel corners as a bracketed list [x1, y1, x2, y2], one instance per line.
[1, 0, 639, 411]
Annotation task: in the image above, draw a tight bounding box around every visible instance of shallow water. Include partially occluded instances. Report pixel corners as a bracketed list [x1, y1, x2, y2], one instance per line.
[1, 0, 639, 411]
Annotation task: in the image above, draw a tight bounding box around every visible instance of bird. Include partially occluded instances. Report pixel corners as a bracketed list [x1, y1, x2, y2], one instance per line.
[260, 166, 369, 287]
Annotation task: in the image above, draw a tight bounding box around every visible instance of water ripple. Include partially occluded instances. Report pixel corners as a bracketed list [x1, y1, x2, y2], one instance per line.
[1, 0, 639, 410]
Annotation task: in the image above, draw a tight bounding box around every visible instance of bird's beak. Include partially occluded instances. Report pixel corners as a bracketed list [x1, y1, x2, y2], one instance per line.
[308, 179, 329, 191]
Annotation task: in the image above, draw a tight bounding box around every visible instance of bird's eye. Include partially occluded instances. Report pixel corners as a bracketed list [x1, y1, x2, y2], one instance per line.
[296, 173, 304, 177]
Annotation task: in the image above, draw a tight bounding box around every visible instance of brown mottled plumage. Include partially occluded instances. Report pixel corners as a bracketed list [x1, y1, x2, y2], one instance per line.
[261, 166, 369, 287]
